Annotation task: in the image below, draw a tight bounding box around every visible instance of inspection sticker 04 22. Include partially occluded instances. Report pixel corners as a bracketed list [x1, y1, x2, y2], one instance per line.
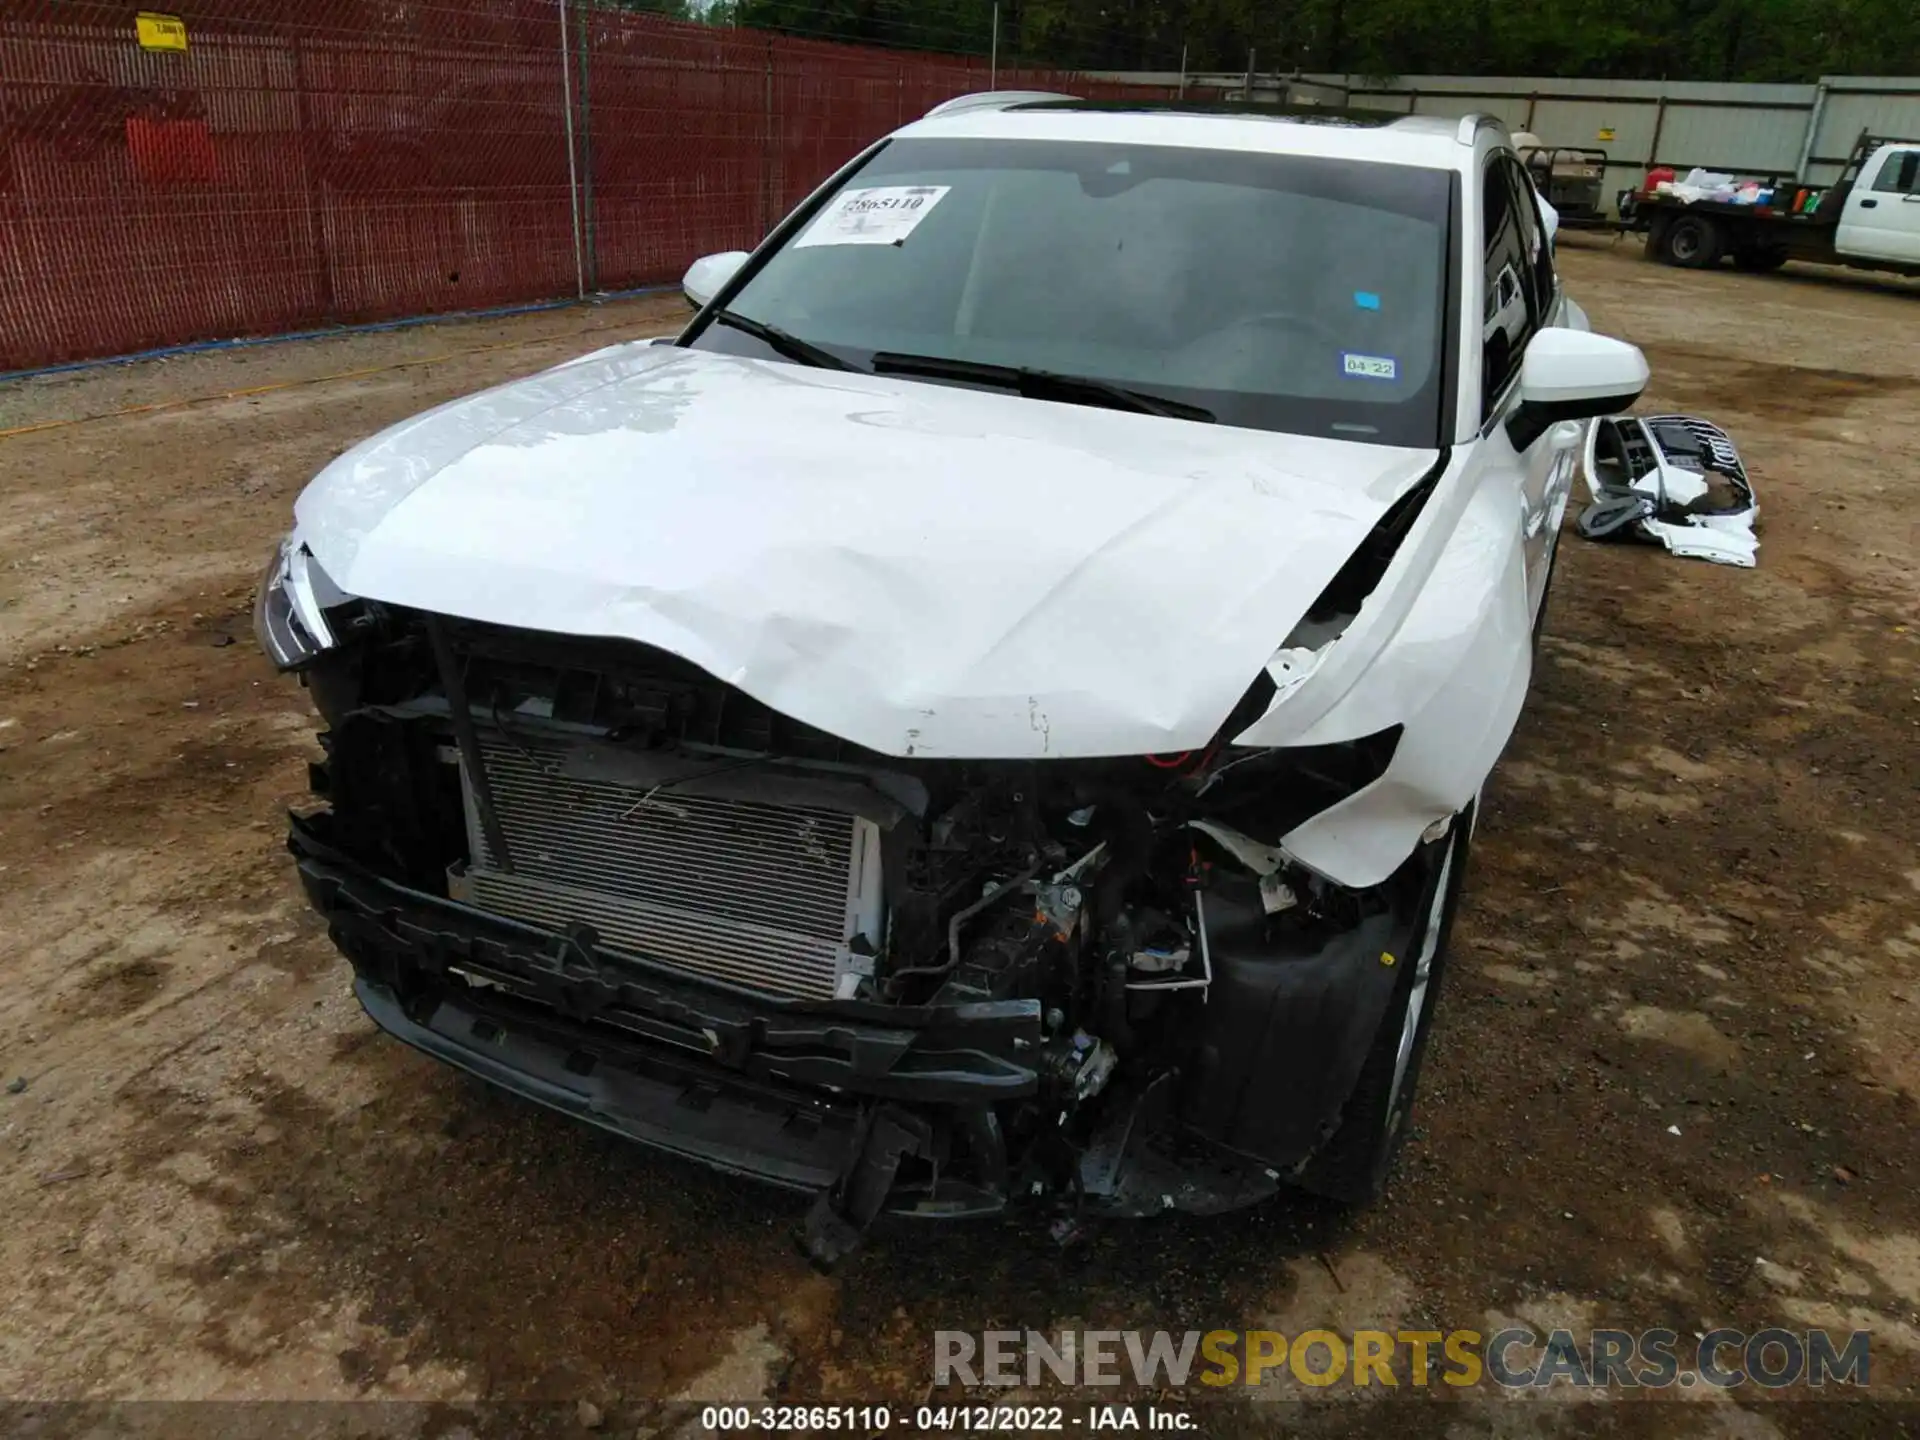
[1342, 352, 1398, 381]
[795, 186, 951, 248]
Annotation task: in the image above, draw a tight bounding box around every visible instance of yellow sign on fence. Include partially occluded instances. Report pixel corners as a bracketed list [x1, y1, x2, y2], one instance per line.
[136, 12, 188, 51]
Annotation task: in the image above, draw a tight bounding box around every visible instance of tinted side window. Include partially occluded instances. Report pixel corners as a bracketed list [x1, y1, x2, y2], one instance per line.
[1872, 149, 1920, 194]
[1481, 159, 1534, 418]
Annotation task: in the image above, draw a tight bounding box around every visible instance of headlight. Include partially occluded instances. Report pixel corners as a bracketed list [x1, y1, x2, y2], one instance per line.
[253, 535, 338, 670]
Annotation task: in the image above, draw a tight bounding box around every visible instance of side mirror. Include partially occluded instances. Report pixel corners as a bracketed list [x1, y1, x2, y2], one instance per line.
[682, 250, 748, 310]
[1506, 328, 1648, 451]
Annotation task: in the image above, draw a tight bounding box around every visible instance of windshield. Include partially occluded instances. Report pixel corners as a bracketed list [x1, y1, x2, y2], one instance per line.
[687, 136, 1455, 447]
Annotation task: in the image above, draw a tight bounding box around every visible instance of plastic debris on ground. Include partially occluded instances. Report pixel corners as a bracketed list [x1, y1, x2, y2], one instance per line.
[1576, 414, 1759, 568]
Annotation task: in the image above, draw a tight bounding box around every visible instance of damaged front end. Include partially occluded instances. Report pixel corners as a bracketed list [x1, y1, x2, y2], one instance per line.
[281, 609, 1461, 1263]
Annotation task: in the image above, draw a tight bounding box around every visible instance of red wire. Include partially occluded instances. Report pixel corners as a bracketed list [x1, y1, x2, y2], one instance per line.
[1146, 737, 1225, 774]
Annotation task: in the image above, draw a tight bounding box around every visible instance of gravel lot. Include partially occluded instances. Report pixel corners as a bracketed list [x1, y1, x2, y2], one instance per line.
[1, 245, 1917, 1435]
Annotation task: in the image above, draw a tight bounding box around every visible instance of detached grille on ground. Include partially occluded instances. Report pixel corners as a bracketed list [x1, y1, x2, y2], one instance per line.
[456, 736, 882, 1000]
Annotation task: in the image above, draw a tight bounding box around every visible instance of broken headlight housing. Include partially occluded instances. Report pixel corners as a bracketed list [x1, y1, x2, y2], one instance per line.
[1192, 725, 1402, 830]
[253, 535, 340, 671]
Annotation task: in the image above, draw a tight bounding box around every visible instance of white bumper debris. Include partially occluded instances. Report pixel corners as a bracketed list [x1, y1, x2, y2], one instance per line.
[1576, 414, 1758, 568]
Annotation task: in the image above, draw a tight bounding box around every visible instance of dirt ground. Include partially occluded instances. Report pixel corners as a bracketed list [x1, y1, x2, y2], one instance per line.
[2, 244, 1918, 1435]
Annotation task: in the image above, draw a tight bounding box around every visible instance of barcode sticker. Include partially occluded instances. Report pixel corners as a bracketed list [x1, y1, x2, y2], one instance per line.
[795, 186, 951, 248]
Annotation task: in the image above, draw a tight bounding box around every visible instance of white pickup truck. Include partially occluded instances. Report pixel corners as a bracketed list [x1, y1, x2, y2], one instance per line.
[1636, 130, 1920, 276]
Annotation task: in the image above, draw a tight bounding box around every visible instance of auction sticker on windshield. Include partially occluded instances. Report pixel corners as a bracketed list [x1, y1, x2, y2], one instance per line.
[796, 185, 951, 247]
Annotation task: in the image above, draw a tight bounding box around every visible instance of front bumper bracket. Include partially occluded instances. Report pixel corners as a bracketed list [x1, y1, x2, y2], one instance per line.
[800, 1104, 936, 1271]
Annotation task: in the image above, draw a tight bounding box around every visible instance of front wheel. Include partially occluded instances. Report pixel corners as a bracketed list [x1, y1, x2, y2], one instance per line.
[1293, 809, 1473, 1204]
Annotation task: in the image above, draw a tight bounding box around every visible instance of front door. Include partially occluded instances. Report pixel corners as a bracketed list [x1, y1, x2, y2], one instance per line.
[1483, 156, 1578, 618]
[1837, 146, 1920, 264]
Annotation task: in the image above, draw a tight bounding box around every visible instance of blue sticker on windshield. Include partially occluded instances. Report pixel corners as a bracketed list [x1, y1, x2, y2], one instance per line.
[1354, 291, 1382, 311]
[1342, 352, 1398, 381]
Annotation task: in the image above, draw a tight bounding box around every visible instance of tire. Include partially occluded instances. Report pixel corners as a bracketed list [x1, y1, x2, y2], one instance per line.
[1293, 809, 1473, 1205]
[1661, 214, 1724, 268]
[1732, 246, 1789, 272]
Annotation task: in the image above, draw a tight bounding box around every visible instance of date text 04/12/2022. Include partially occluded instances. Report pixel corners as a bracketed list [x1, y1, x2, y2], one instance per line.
[697, 1404, 1195, 1432]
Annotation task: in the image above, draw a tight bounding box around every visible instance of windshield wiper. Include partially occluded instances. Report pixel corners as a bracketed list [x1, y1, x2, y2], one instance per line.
[710, 309, 855, 371]
[869, 351, 1214, 423]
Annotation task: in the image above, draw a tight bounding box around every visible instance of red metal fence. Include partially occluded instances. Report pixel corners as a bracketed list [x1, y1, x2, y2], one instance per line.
[0, 0, 1167, 372]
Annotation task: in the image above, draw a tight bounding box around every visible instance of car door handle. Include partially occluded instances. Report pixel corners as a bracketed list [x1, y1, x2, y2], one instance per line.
[1860, 198, 1878, 208]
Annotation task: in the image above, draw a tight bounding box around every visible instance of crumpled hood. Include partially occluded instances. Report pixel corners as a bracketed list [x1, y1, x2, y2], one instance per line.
[296, 343, 1438, 759]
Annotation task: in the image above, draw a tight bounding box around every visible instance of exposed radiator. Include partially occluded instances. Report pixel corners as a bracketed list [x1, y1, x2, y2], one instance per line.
[455, 736, 882, 1001]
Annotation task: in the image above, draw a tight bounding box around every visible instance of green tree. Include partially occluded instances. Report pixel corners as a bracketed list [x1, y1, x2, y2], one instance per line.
[729, 0, 1920, 80]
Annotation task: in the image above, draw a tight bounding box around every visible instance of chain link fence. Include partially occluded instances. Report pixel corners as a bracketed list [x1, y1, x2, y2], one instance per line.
[0, 0, 1166, 372]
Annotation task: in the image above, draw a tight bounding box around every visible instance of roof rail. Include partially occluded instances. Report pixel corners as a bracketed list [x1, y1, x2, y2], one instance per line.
[923, 90, 1077, 119]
